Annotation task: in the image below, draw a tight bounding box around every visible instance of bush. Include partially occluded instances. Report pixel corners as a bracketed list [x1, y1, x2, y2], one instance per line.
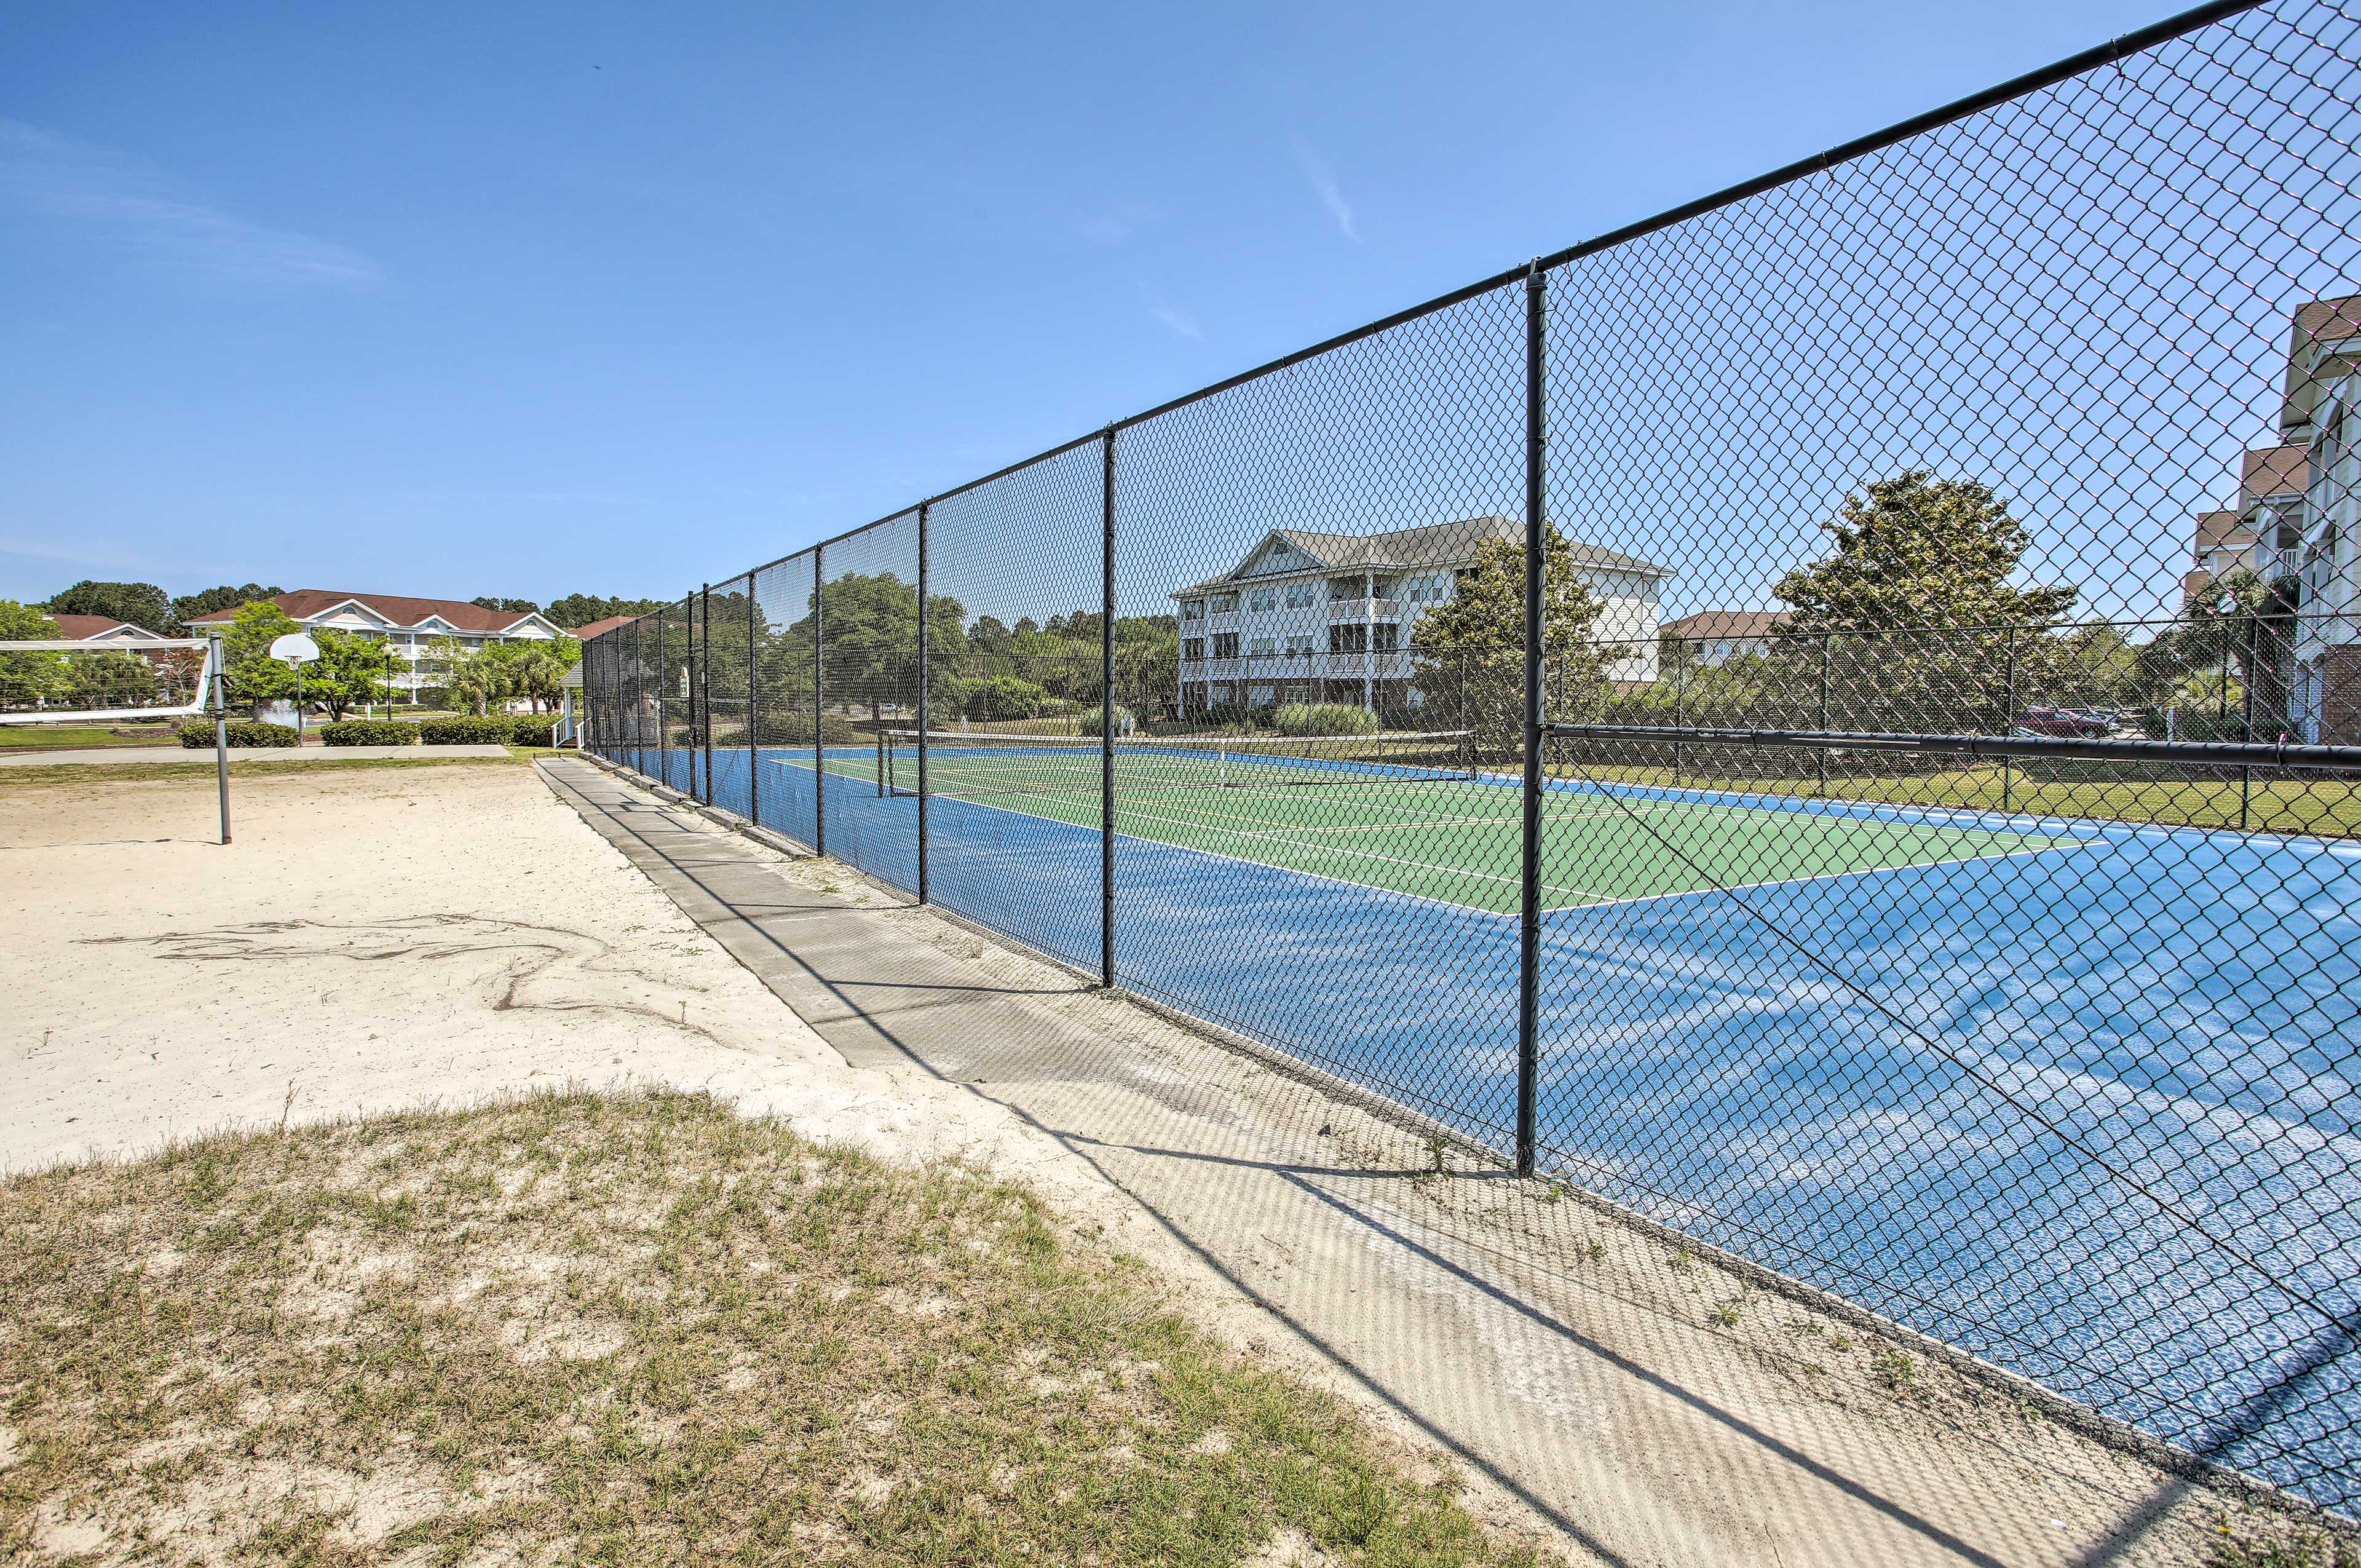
[753, 711, 868, 746]
[984, 676, 1048, 722]
[319, 719, 418, 746]
[1273, 702, 1378, 737]
[417, 716, 520, 745]
[508, 717, 556, 746]
[178, 719, 298, 749]
[1192, 703, 1265, 731]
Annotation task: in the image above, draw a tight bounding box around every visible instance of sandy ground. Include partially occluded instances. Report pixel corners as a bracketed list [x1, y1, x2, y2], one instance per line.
[0, 764, 1146, 1242]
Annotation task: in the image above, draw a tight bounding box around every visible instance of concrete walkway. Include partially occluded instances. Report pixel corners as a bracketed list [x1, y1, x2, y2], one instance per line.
[0, 743, 513, 766]
[537, 756, 2258, 1568]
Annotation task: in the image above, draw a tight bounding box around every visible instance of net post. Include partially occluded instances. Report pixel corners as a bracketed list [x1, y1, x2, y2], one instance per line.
[1517, 258, 1545, 1181]
[1101, 426, 1118, 990]
[212, 654, 231, 846]
[917, 500, 931, 903]
[747, 573, 760, 827]
[2003, 625, 2017, 812]
[2241, 612, 2256, 831]
[1817, 633, 1832, 797]
[700, 584, 714, 806]
[813, 542, 826, 858]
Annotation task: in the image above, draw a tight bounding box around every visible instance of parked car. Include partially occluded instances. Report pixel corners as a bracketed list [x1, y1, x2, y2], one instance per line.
[2012, 706, 2116, 738]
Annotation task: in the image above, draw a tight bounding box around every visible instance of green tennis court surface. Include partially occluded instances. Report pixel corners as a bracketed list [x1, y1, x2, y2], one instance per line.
[810, 743, 2082, 914]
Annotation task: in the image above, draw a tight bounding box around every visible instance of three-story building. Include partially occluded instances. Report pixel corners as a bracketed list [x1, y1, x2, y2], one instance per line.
[1170, 517, 1667, 716]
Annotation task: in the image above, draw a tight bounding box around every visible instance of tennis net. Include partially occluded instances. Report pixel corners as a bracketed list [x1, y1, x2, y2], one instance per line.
[880, 728, 1477, 798]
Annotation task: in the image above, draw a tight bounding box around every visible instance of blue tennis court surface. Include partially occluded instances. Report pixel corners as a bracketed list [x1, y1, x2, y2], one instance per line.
[631, 741, 2361, 1502]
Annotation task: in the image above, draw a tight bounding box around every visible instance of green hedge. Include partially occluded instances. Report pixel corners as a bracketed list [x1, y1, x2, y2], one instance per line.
[1273, 702, 1378, 737]
[320, 719, 419, 746]
[509, 718, 556, 746]
[178, 719, 298, 749]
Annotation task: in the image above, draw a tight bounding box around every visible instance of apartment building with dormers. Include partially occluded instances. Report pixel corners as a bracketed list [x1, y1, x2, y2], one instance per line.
[1171, 517, 1667, 715]
[186, 590, 570, 702]
[2187, 295, 2361, 743]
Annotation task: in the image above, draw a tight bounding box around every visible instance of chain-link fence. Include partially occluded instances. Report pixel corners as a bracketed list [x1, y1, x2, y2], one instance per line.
[580, 0, 2361, 1515]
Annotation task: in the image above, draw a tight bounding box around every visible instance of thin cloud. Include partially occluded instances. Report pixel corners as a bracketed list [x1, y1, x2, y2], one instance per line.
[1293, 140, 1359, 243]
[1139, 284, 1204, 343]
[0, 120, 384, 290]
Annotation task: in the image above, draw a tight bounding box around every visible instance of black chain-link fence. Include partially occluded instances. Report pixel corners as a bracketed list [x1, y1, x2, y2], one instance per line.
[580, 0, 2361, 1514]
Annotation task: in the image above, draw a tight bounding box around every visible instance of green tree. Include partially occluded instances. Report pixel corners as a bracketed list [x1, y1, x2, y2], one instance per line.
[170, 584, 283, 632]
[304, 630, 403, 721]
[1770, 474, 2082, 735]
[42, 580, 175, 635]
[471, 596, 541, 614]
[220, 601, 306, 703]
[796, 572, 966, 725]
[1409, 525, 1618, 756]
[547, 593, 668, 628]
[1772, 473, 2078, 635]
[0, 600, 66, 710]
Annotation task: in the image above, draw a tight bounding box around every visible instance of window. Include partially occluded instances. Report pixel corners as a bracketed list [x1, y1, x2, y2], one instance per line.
[1330, 625, 1368, 654]
[1329, 577, 1364, 602]
[1209, 684, 1232, 703]
[1284, 584, 1318, 609]
[1211, 632, 1239, 659]
[1211, 592, 1239, 614]
[1183, 638, 1204, 661]
[1181, 600, 1205, 622]
[1402, 574, 1450, 604]
[1248, 685, 1276, 707]
[1248, 637, 1275, 655]
[1370, 624, 1399, 652]
[1286, 634, 1315, 654]
[1369, 577, 1396, 600]
[1248, 590, 1275, 612]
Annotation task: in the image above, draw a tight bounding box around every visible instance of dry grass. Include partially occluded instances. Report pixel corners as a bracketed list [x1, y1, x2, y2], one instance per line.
[0, 752, 556, 790]
[0, 1088, 1554, 1567]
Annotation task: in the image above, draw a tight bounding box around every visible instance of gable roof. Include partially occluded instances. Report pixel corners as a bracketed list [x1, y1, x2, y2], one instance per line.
[1662, 611, 1792, 641]
[46, 614, 144, 641]
[185, 590, 548, 635]
[1173, 517, 1670, 598]
[569, 615, 636, 641]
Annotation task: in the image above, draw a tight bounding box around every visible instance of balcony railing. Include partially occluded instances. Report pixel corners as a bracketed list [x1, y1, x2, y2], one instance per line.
[1179, 651, 1413, 681]
[1326, 597, 1403, 623]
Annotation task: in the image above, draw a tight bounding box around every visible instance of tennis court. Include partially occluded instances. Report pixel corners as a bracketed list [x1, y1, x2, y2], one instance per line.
[708, 730, 2361, 1501]
[855, 730, 2087, 913]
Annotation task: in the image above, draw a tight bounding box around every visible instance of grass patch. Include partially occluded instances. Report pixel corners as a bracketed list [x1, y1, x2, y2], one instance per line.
[1551, 761, 2361, 839]
[0, 1088, 1552, 1566]
[0, 754, 556, 789]
[0, 725, 180, 753]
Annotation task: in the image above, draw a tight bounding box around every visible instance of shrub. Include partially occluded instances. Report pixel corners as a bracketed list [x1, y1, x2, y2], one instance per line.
[1192, 703, 1262, 731]
[319, 719, 418, 746]
[984, 676, 1047, 721]
[411, 713, 561, 747]
[753, 711, 867, 746]
[178, 719, 298, 748]
[1273, 702, 1378, 737]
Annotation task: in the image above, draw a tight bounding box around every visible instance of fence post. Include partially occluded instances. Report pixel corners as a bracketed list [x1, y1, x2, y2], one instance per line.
[2003, 625, 2017, 813]
[1517, 259, 1546, 1181]
[700, 584, 713, 805]
[1101, 427, 1118, 990]
[1673, 644, 1685, 785]
[814, 543, 826, 858]
[747, 578, 761, 828]
[917, 501, 931, 903]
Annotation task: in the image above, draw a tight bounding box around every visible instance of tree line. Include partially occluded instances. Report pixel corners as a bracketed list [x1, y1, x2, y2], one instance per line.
[20, 580, 671, 637]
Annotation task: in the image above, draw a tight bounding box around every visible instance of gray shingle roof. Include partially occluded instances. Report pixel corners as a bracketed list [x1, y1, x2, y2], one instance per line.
[1171, 517, 1670, 598]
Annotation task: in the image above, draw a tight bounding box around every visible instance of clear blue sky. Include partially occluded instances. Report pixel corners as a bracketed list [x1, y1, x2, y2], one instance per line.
[1, 0, 2175, 609]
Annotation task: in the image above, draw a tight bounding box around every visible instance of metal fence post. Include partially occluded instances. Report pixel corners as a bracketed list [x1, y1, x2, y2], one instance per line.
[748, 576, 761, 827]
[917, 501, 931, 903]
[1673, 644, 1685, 785]
[700, 584, 713, 805]
[1101, 427, 1118, 990]
[813, 544, 826, 858]
[1517, 259, 1546, 1181]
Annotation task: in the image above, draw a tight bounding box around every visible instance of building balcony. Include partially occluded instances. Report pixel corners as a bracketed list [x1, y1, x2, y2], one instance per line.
[1327, 597, 1403, 623]
[1180, 652, 1414, 682]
